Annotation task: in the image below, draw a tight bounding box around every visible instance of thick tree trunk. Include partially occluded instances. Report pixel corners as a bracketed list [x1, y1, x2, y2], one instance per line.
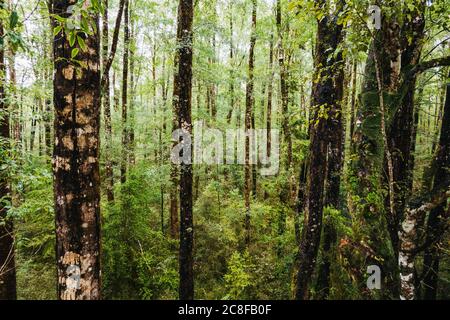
[385, 2, 425, 264]
[295, 0, 344, 299]
[0, 5, 17, 299]
[102, 0, 115, 202]
[422, 70, 450, 300]
[51, 0, 101, 300]
[349, 3, 403, 297]
[244, 0, 257, 247]
[175, 0, 194, 300]
[315, 44, 345, 300]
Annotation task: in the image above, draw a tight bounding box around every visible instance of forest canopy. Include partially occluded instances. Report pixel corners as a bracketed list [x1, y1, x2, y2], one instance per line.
[0, 0, 450, 301]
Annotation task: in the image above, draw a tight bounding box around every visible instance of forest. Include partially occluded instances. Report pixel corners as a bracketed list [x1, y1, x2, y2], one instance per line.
[0, 0, 449, 301]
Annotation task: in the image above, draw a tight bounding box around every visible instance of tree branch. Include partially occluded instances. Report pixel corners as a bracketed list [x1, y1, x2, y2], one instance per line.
[408, 190, 450, 216]
[413, 55, 450, 76]
[101, 0, 126, 88]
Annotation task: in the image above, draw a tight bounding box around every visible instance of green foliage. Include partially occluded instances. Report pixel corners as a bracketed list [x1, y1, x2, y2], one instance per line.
[7, 156, 55, 299]
[224, 251, 253, 299]
[102, 164, 178, 300]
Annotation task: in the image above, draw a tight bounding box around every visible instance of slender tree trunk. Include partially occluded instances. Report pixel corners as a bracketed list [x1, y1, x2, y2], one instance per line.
[51, 0, 101, 300]
[102, 0, 115, 202]
[349, 60, 357, 142]
[276, 0, 292, 169]
[175, 0, 194, 300]
[266, 34, 274, 161]
[251, 102, 257, 198]
[244, 0, 257, 247]
[30, 104, 37, 152]
[226, 3, 234, 124]
[128, 5, 136, 166]
[120, 0, 130, 184]
[0, 2, 17, 298]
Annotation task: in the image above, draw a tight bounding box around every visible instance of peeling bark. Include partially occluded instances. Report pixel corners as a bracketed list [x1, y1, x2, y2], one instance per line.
[51, 0, 102, 300]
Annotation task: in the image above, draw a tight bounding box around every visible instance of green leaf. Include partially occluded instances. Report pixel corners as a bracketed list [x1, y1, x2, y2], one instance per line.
[80, 17, 89, 33]
[9, 11, 19, 29]
[69, 32, 76, 47]
[53, 15, 66, 24]
[71, 48, 79, 59]
[53, 25, 63, 36]
[77, 36, 86, 51]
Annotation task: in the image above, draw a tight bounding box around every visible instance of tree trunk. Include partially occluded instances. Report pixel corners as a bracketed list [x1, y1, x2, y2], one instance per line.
[121, 0, 130, 184]
[51, 0, 101, 300]
[128, 6, 136, 166]
[45, 97, 52, 159]
[169, 39, 179, 241]
[266, 34, 274, 161]
[175, 0, 194, 300]
[102, 0, 115, 202]
[30, 103, 37, 152]
[226, 3, 234, 125]
[349, 60, 357, 142]
[276, 0, 292, 169]
[315, 41, 345, 300]
[0, 3, 17, 298]
[244, 0, 257, 247]
[385, 3, 426, 265]
[295, 0, 344, 299]
[422, 70, 450, 300]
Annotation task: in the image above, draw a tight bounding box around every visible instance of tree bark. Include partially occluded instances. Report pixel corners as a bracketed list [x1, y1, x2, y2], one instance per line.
[226, 3, 234, 125]
[128, 6, 136, 166]
[175, 0, 194, 300]
[295, 0, 344, 300]
[422, 70, 450, 300]
[101, 0, 126, 87]
[0, 2, 17, 298]
[51, 0, 102, 300]
[244, 0, 257, 247]
[276, 0, 292, 169]
[102, 0, 115, 202]
[120, 0, 130, 184]
[315, 39, 345, 300]
[266, 34, 274, 161]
